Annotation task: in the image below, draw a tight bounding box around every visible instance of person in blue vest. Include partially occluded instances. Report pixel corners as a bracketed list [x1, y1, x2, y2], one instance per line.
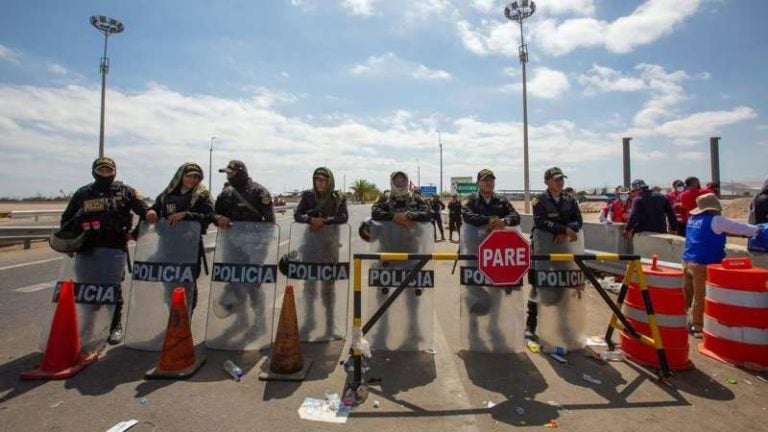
[682, 193, 762, 337]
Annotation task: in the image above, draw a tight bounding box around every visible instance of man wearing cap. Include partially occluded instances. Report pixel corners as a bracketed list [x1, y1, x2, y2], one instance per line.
[429, 195, 446, 242]
[624, 179, 677, 237]
[447, 193, 462, 242]
[58, 157, 149, 344]
[600, 186, 631, 224]
[461, 169, 520, 230]
[679, 176, 711, 224]
[213, 160, 275, 226]
[526, 167, 582, 338]
[145, 162, 214, 314]
[682, 193, 762, 337]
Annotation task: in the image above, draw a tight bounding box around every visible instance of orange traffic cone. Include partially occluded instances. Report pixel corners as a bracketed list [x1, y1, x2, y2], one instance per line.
[21, 280, 98, 380]
[259, 285, 312, 381]
[146, 287, 205, 379]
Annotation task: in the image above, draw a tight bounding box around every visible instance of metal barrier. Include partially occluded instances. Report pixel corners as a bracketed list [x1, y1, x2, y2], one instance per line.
[345, 252, 670, 405]
[0, 226, 56, 248]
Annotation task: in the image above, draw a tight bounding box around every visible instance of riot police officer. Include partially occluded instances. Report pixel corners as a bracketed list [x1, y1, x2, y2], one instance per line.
[461, 169, 521, 230]
[526, 167, 583, 339]
[57, 157, 148, 345]
[447, 193, 462, 242]
[293, 167, 349, 339]
[145, 162, 214, 313]
[213, 160, 275, 225]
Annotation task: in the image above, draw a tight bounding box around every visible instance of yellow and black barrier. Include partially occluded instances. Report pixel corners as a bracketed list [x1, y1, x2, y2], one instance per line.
[346, 252, 670, 404]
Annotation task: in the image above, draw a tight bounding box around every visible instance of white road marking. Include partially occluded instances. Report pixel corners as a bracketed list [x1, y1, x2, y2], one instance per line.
[14, 280, 56, 293]
[0, 257, 62, 272]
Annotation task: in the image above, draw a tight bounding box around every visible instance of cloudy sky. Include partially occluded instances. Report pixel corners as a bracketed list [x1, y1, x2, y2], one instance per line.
[1, 0, 766, 198]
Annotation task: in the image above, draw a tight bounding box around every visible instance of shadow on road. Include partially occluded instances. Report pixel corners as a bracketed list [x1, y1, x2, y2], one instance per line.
[0, 353, 48, 404]
[261, 340, 346, 401]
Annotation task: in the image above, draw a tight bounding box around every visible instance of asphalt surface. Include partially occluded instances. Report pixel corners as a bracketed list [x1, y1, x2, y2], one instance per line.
[0, 204, 766, 431]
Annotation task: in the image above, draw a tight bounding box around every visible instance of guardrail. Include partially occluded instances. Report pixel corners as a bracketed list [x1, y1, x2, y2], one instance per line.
[0, 226, 56, 249]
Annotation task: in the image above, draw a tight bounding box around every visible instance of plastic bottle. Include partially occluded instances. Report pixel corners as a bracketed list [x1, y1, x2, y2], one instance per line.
[543, 346, 568, 355]
[223, 360, 243, 382]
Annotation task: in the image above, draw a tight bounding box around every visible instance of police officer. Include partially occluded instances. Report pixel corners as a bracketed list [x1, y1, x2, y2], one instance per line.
[370, 171, 432, 349]
[447, 193, 462, 242]
[146, 162, 214, 313]
[58, 157, 148, 345]
[430, 195, 446, 242]
[526, 167, 583, 339]
[293, 167, 349, 339]
[213, 160, 275, 226]
[462, 169, 520, 230]
[460, 169, 521, 351]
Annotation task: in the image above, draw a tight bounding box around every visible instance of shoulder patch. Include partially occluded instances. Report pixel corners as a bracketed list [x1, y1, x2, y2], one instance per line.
[133, 188, 144, 201]
[531, 197, 539, 207]
[261, 194, 272, 205]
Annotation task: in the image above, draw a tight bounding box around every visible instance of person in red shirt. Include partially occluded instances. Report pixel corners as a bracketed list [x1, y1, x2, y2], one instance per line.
[679, 176, 711, 225]
[666, 179, 686, 236]
[600, 186, 631, 223]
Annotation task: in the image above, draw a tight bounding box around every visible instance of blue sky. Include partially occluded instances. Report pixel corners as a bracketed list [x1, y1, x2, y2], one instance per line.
[0, 0, 766, 198]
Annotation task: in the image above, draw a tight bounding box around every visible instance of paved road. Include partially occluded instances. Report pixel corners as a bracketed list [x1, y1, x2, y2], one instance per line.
[0, 204, 766, 431]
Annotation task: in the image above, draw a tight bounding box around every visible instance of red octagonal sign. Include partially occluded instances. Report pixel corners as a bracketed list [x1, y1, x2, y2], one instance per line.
[478, 229, 531, 285]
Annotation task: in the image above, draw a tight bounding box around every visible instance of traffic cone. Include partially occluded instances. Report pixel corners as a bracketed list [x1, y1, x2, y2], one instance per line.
[21, 280, 98, 380]
[146, 287, 205, 379]
[259, 285, 312, 381]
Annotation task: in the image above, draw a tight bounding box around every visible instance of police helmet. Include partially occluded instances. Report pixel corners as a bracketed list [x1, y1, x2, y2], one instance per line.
[278, 250, 299, 276]
[359, 218, 373, 242]
[49, 229, 88, 253]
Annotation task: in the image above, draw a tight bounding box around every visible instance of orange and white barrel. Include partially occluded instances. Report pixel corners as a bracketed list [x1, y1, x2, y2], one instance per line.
[699, 257, 768, 371]
[621, 258, 693, 370]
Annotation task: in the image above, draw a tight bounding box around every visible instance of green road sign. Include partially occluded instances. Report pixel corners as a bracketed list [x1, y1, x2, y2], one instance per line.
[456, 182, 477, 194]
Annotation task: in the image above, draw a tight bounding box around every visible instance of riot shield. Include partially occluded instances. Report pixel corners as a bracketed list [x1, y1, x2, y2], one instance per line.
[39, 248, 125, 354]
[531, 229, 587, 351]
[284, 223, 351, 342]
[205, 222, 279, 351]
[458, 224, 525, 353]
[124, 220, 201, 351]
[366, 220, 434, 351]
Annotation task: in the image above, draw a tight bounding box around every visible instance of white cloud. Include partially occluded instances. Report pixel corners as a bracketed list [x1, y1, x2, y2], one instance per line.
[341, 0, 381, 16]
[0, 43, 21, 64]
[405, 0, 453, 21]
[675, 151, 707, 161]
[46, 62, 69, 76]
[655, 106, 757, 138]
[470, 0, 496, 13]
[502, 67, 570, 99]
[457, 0, 702, 57]
[578, 64, 647, 94]
[350, 52, 452, 81]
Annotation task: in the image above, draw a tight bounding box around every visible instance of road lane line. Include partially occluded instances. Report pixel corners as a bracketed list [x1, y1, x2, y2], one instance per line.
[0, 257, 62, 272]
[14, 280, 56, 293]
[432, 310, 480, 432]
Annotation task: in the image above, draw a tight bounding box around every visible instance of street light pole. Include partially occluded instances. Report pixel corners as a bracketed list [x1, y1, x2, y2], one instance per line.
[437, 131, 443, 194]
[417, 159, 421, 187]
[209, 136, 216, 192]
[90, 15, 124, 158]
[504, 1, 536, 213]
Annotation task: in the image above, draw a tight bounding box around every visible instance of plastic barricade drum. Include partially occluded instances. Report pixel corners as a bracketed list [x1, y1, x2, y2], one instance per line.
[620, 260, 692, 370]
[699, 258, 768, 371]
[366, 220, 434, 351]
[458, 224, 525, 353]
[205, 222, 279, 351]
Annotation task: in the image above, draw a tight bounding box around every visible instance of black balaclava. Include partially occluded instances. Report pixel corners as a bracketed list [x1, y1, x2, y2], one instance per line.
[92, 157, 116, 188]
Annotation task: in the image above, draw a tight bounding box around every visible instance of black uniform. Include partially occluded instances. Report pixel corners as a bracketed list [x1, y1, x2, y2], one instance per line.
[61, 181, 148, 251]
[430, 197, 446, 241]
[527, 190, 583, 334]
[626, 188, 676, 234]
[294, 190, 348, 225]
[214, 179, 275, 223]
[447, 199, 462, 241]
[461, 193, 521, 227]
[371, 194, 432, 222]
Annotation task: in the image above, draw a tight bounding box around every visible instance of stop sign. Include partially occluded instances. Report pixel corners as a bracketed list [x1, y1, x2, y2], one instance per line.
[477, 229, 531, 285]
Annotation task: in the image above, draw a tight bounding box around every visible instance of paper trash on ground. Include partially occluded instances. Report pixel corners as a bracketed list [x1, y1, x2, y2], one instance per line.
[105, 420, 139, 432]
[298, 397, 351, 424]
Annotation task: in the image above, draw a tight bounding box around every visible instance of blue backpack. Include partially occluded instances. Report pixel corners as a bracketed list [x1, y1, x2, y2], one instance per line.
[747, 223, 768, 252]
